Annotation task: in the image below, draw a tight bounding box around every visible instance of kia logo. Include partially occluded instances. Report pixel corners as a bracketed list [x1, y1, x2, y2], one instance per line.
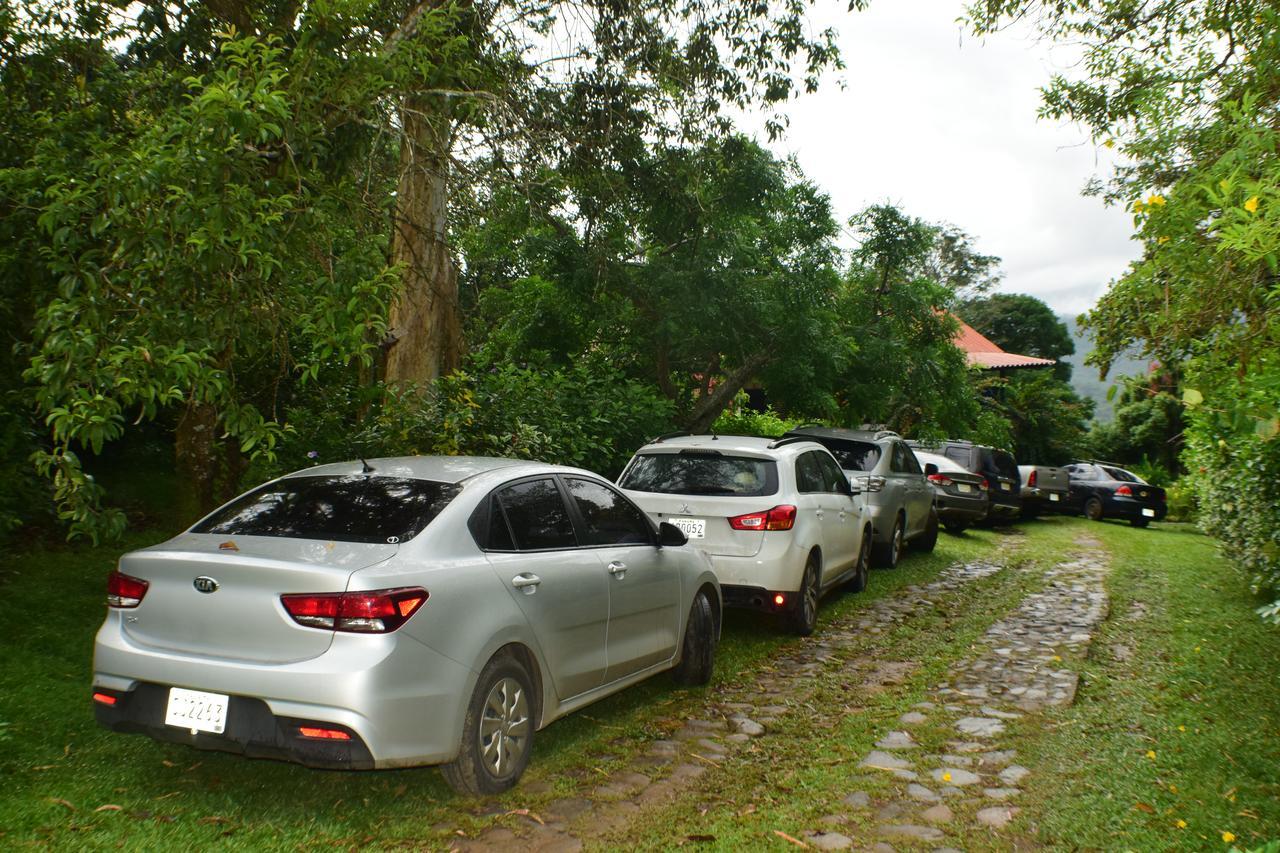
[193, 576, 219, 594]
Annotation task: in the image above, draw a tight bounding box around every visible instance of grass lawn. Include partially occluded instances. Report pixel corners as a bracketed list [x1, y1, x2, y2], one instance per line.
[1, 517, 1276, 850]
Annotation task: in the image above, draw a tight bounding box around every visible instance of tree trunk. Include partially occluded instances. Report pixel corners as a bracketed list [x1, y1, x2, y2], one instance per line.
[682, 352, 771, 433]
[176, 401, 219, 521]
[384, 95, 461, 388]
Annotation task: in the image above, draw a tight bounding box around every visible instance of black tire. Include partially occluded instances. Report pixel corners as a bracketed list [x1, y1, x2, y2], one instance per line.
[1084, 496, 1104, 521]
[672, 590, 717, 686]
[872, 515, 904, 568]
[847, 527, 873, 593]
[441, 653, 535, 796]
[912, 507, 939, 552]
[788, 556, 821, 636]
[943, 521, 968, 534]
[1021, 505, 1040, 521]
[1130, 516, 1150, 528]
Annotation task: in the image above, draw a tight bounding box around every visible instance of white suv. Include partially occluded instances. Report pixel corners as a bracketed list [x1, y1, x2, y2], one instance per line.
[618, 435, 872, 635]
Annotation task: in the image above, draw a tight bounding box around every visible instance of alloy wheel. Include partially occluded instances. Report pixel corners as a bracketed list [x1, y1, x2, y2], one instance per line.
[479, 676, 530, 778]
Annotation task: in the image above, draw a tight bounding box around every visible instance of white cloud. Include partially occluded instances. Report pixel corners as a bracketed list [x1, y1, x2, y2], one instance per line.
[751, 0, 1141, 315]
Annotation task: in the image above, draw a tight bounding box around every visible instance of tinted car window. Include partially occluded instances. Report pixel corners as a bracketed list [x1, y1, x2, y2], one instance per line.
[566, 478, 654, 546]
[1102, 466, 1144, 483]
[620, 452, 779, 497]
[495, 478, 576, 550]
[916, 452, 968, 474]
[944, 446, 970, 467]
[900, 445, 923, 475]
[193, 475, 460, 544]
[796, 452, 825, 493]
[828, 441, 881, 472]
[990, 450, 1019, 481]
[815, 453, 849, 493]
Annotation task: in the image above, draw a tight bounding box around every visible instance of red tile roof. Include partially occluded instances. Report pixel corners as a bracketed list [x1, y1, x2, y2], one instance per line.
[954, 319, 1057, 370]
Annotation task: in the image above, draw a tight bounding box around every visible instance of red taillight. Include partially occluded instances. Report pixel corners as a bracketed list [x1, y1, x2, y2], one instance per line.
[280, 588, 428, 633]
[927, 473, 953, 486]
[728, 505, 797, 531]
[92, 692, 117, 706]
[298, 726, 351, 740]
[107, 571, 149, 608]
[1115, 485, 1133, 496]
[1028, 470, 1037, 487]
[980, 478, 990, 491]
[773, 594, 785, 606]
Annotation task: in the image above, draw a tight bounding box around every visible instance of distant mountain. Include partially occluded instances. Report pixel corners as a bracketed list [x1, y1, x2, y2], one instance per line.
[1061, 314, 1151, 423]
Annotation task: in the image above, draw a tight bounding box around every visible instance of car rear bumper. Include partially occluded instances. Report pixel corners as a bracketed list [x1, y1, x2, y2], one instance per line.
[721, 584, 800, 614]
[1020, 487, 1068, 508]
[92, 612, 475, 768]
[1105, 496, 1168, 520]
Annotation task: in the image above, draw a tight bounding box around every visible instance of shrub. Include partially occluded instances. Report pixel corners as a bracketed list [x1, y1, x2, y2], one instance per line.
[711, 397, 806, 438]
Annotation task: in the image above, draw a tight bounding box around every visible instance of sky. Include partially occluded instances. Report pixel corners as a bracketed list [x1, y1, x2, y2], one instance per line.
[753, 0, 1142, 317]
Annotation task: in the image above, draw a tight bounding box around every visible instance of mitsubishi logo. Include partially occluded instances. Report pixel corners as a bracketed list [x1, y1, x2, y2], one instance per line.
[193, 576, 219, 594]
[679, 503, 691, 515]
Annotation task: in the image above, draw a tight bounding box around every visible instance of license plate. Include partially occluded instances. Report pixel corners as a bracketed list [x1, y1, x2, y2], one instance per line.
[1142, 508, 1156, 518]
[957, 484, 972, 493]
[1001, 482, 1012, 491]
[165, 687, 229, 734]
[672, 517, 705, 539]
[1049, 493, 1060, 502]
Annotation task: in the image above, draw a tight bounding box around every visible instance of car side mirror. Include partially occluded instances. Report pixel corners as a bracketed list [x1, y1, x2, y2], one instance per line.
[658, 521, 688, 547]
[924, 463, 938, 476]
[848, 476, 863, 496]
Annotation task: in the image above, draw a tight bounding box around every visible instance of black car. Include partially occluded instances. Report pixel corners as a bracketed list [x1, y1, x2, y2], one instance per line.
[1063, 462, 1167, 527]
[906, 439, 1021, 523]
[911, 449, 989, 532]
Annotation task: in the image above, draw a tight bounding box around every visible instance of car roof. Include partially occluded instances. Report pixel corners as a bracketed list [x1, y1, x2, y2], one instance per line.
[287, 455, 551, 485]
[636, 434, 824, 458]
[785, 426, 897, 443]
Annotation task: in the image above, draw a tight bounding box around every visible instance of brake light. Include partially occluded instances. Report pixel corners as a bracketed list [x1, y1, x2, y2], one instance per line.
[980, 478, 990, 491]
[728, 505, 797, 531]
[1028, 470, 1037, 487]
[864, 475, 886, 493]
[927, 473, 953, 486]
[281, 588, 428, 633]
[1115, 485, 1133, 496]
[298, 726, 351, 740]
[107, 571, 149, 608]
[93, 692, 117, 706]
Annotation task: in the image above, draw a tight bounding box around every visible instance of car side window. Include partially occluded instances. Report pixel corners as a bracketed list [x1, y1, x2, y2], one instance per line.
[494, 478, 577, 550]
[890, 442, 909, 473]
[899, 444, 923, 475]
[812, 453, 845, 493]
[944, 447, 969, 467]
[795, 452, 824, 493]
[565, 477, 654, 546]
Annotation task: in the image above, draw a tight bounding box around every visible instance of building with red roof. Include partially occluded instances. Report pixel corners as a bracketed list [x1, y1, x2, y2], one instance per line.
[954, 319, 1057, 371]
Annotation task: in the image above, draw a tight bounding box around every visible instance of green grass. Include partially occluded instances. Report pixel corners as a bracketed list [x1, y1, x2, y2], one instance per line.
[1020, 520, 1280, 851]
[4, 518, 1276, 850]
[0, 524, 995, 849]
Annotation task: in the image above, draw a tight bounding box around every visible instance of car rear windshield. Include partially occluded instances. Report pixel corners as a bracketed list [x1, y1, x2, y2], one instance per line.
[917, 452, 967, 474]
[825, 440, 881, 472]
[1102, 466, 1145, 484]
[986, 450, 1019, 480]
[619, 452, 779, 497]
[192, 475, 461, 544]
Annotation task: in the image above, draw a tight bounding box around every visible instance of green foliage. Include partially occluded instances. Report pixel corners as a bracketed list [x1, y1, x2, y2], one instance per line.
[988, 371, 1093, 463]
[1085, 373, 1184, 476]
[710, 397, 806, 439]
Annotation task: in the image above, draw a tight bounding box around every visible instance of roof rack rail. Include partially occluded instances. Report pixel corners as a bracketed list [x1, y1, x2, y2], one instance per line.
[767, 435, 813, 450]
[649, 432, 692, 444]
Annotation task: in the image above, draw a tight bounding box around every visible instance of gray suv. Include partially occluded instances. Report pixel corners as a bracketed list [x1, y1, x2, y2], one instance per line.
[784, 428, 937, 567]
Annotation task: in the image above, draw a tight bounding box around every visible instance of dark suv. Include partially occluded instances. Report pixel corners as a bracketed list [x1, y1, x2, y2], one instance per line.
[905, 439, 1021, 523]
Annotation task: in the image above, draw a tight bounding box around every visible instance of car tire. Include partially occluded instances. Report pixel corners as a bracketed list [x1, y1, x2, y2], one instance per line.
[1130, 517, 1150, 528]
[1021, 505, 1040, 520]
[847, 527, 873, 593]
[441, 653, 535, 796]
[672, 590, 717, 686]
[788, 556, 821, 636]
[943, 521, 968, 534]
[912, 507, 939, 552]
[872, 515, 904, 568]
[1084, 496, 1104, 521]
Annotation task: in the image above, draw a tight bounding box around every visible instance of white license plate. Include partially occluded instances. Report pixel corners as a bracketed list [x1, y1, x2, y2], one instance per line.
[957, 484, 972, 493]
[1001, 482, 1012, 491]
[165, 687, 229, 734]
[1049, 493, 1061, 502]
[672, 517, 706, 539]
[1142, 508, 1156, 517]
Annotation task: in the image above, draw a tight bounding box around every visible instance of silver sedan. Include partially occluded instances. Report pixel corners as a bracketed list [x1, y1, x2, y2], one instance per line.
[92, 457, 721, 794]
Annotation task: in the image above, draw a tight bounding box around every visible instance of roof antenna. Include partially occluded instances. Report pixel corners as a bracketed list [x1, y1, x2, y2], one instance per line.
[360, 458, 374, 474]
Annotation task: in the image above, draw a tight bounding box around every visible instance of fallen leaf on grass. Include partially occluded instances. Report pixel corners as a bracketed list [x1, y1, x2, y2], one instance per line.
[394, 784, 407, 797]
[738, 804, 757, 817]
[686, 834, 716, 842]
[505, 808, 544, 825]
[32, 765, 56, 771]
[48, 798, 76, 811]
[1134, 802, 1156, 814]
[198, 816, 233, 825]
[773, 830, 809, 848]
[155, 791, 181, 800]
[162, 760, 178, 768]
[690, 753, 721, 767]
[94, 805, 122, 813]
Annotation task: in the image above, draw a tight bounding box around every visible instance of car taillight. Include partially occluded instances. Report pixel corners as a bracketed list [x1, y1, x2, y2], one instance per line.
[1115, 485, 1133, 496]
[1028, 470, 1037, 487]
[281, 588, 428, 633]
[864, 475, 886, 492]
[927, 473, 953, 486]
[728, 505, 797, 531]
[107, 571, 149, 608]
[298, 726, 351, 740]
[980, 478, 990, 491]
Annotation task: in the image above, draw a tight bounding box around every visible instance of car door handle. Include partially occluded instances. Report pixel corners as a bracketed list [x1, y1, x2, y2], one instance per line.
[511, 573, 541, 591]
[607, 561, 627, 576]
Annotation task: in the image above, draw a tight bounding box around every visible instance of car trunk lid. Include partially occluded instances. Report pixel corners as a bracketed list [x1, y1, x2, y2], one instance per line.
[625, 493, 768, 557]
[118, 534, 397, 664]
